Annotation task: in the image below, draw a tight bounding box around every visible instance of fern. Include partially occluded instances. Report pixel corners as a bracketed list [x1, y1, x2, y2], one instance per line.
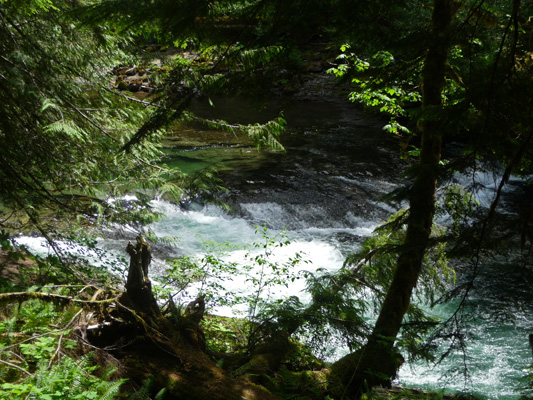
[0, 324, 126, 400]
[67, 356, 91, 395]
[235, 47, 282, 72]
[99, 379, 125, 400]
[129, 376, 154, 400]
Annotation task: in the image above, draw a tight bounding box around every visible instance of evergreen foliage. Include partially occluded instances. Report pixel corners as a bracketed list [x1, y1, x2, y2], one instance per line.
[0, 0, 174, 231]
[2, 0, 533, 398]
[0, 0, 287, 241]
[326, 0, 533, 392]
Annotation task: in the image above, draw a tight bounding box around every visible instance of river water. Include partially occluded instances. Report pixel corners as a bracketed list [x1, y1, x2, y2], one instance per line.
[160, 95, 533, 399]
[16, 95, 532, 398]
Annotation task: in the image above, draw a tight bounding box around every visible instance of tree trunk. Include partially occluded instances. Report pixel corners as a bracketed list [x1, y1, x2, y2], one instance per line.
[331, 1, 454, 396]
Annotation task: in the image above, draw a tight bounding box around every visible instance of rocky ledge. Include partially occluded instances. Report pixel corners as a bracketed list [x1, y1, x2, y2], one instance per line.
[112, 64, 154, 93]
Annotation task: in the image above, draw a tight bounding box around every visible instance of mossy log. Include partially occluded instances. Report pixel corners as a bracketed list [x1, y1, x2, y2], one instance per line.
[0, 290, 117, 308]
[0, 242, 287, 399]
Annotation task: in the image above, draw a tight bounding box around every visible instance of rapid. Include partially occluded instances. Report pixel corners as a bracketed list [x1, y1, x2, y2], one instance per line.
[17, 94, 533, 399]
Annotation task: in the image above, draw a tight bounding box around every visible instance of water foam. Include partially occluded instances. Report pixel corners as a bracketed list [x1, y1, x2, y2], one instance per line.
[147, 201, 349, 316]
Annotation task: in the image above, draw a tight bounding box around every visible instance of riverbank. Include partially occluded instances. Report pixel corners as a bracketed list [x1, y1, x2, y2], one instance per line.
[0, 245, 477, 400]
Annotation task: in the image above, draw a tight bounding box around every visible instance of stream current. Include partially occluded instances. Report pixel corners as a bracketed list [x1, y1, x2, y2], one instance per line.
[163, 96, 532, 399]
[17, 96, 532, 398]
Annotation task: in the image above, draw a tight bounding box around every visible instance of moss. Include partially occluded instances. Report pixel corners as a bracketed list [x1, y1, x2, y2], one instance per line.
[329, 348, 405, 399]
[268, 368, 329, 400]
[116, 79, 129, 90]
[328, 351, 364, 398]
[284, 338, 325, 371]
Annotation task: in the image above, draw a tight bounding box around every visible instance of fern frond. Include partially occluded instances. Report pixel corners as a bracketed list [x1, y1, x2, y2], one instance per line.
[128, 375, 153, 400]
[41, 98, 62, 114]
[44, 120, 89, 143]
[154, 388, 167, 400]
[100, 379, 126, 400]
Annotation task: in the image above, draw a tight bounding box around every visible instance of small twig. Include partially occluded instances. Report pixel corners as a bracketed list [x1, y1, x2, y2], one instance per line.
[0, 359, 33, 376]
[48, 308, 84, 368]
[42, 284, 93, 290]
[0, 209, 17, 224]
[104, 87, 161, 108]
[0, 329, 64, 353]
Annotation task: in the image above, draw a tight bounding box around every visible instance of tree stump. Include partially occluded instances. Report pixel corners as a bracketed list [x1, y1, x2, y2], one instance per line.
[184, 295, 205, 326]
[125, 236, 160, 315]
[181, 295, 206, 349]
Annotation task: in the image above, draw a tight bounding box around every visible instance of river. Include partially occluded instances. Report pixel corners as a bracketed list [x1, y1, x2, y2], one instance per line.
[16, 94, 532, 399]
[161, 94, 533, 399]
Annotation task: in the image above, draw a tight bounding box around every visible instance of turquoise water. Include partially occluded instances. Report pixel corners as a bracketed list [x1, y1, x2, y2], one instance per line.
[16, 197, 532, 399]
[397, 300, 532, 399]
[16, 95, 533, 399]
[155, 96, 533, 399]
[145, 200, 532, 399]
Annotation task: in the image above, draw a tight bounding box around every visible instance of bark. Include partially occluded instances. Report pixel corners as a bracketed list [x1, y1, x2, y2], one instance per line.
[125, 235, 160, 316]
[119, 242, 282, 399]
[119, 239, 283, 400]
[331, 1, 454, 396]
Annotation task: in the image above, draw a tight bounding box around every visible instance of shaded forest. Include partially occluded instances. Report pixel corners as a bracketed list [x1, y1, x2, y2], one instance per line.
[2, 0, 533, 399]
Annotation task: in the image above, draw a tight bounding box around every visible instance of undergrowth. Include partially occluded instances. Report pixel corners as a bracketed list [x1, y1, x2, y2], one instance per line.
[0, 243, 160, 399]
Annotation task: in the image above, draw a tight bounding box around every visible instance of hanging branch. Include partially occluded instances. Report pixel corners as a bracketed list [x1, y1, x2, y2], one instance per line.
[427, 128, 533, 375]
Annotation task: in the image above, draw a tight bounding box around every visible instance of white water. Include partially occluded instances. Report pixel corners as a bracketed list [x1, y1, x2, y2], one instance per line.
[397, 302, 532, 399]
[403, 170, 533, 399]
[150, 186, 533, 399]
[11, 108, 532, 400]
[13, 192, 532, 399]
[146, 200, 362, 315]
[144, 189, 531, 399]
